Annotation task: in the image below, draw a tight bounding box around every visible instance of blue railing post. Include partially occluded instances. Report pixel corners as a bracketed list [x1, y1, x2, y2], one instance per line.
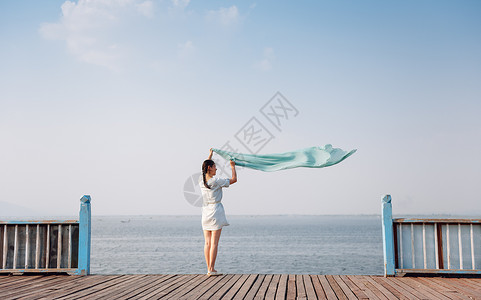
[382, 195, 395, 276]
[78, 195, 91, 275]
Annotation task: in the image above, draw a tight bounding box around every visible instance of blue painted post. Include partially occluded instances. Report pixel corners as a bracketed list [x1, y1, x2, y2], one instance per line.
[382, 195, 395, 277]
[78, 195, 91, 275]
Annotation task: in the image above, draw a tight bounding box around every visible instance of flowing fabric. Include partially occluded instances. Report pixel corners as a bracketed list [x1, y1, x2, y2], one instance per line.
[212, 145, 356, 172]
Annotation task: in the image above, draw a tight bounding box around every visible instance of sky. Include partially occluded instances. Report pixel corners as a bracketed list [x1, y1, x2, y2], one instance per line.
[1, 0, 480, 216]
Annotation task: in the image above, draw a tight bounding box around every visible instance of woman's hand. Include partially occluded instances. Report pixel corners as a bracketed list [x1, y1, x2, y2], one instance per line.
[208, 148, 213, 160]
[230, 160, 235, 167]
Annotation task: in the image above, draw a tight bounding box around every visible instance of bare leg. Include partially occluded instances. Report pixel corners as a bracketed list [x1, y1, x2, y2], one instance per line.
[209, 229, 222, 272]
[203, 230, 212, 272]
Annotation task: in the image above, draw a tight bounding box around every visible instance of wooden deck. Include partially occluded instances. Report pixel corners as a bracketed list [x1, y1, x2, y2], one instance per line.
[1, 274, 480, 299]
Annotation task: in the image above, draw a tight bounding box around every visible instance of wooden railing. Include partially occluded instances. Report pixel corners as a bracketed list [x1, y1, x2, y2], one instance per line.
[382, 195, 481, 276]
[0, 195, 91, 275]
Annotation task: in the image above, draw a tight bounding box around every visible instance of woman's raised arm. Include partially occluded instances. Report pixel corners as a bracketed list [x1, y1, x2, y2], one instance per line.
[229, 160, 237, 184]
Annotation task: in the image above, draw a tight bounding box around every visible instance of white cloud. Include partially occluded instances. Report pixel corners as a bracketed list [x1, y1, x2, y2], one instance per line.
[137, 1, 154, 18]
[172, 0, 190, 9]
[206, 6, 239, 27]
[39, 0, 154, 70]
[177, 40, 195, 59]
[255, 47, 275, 71]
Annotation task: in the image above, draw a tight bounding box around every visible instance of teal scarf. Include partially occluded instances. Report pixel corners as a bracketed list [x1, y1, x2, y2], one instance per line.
[212, 144, 356, 172]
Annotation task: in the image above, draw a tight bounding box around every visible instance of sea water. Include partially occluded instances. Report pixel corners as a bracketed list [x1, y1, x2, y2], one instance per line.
[91, 215, 383, 275]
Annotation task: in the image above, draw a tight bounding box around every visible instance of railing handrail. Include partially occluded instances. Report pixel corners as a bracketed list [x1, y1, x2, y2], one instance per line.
[393, 218, 481, 224]
[0, 220, 79, 225]
[383, 195, 481, 277]
[0, 195, 91, 275]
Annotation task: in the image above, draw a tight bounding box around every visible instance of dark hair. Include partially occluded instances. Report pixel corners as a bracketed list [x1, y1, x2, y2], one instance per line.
[202, 160, 215, 189]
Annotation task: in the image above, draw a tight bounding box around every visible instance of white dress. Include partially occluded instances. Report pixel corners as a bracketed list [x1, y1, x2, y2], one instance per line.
[199, 176, 230, 231]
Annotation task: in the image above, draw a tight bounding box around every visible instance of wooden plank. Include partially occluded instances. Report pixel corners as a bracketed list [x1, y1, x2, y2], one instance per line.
[164, 274, 213, 300]
[393, 278, 439, 299]
[65, 275, 142, 300]
[332, 275, 357, 300]
[57, 224, 62, 268]
[254, 274, 273, 299]
[0, 274, 41, 288]
[403, 277, 452, 300]
[157, 274, 209, 299]
[0, 225, 3, 269]
[400, 223, 404, 268]
[438, 277, 481, 299]
[13, 225, 18, 269]
[5, 275, 85, 300]
[471, 224, 476, 269]
[338, 275, 369, 300]
[275, 274, 289, 300]
[346, 275, 381, 300]
[230, 274, 260, 300]
[6, 277, 70, 300]
[394, 223, 399, 269]
[3, 274, 481, 300]
[11, 276, 100, 300]
[465, 278, 481, 289]
[371, 276, 411, 300]
[25, 224, 29, 269]
[437, 222, 445, 269]
[423, 223, 427, 269]
[198, 274, 236, 300]
[434, 278, 481, 299]
[29, 275, 126, 300]
[302, 274, 318, 300]
[451, 278, 481, 296]
[429, 277, 480, 300]
[317, 275, 338, 300]
[46, 224, 50, 269]
[286, 274, 296, 300]
[68, 224, 72, 268]
[139, 274, 202, 300]
[35, 224, 40, 269]
[85, 275, 151, 300]
[208, 274, 244, 300]
[127, 275, 178, 299]
[411, 223, 415, 268]
[326, 275, 348, 300]
[178, 275, 225, 300]
[55, 275, 139, 299]
[296, 274, 307, 300]
[383, 277, 426, 300]
[310, 275, 327, 300]
[243, 274, 266, 300]
[447, 224, 452, 269]
[264, 274, 280, 300]
[459, 224, 464, 270]
[2, 275, 71, 299]
[221, 274, 251, 300]
[353, 275, 391, 300]
[416, 277, 472, 300]
[1, 276, 68, 300]
[366, 276, 404, 300]
[394, 218, 481, 224]
[0, 275, 61, 295]
[458, 278, 481, 291]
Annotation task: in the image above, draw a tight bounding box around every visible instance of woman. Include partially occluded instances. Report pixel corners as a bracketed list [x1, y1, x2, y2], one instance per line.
[199, 148, 237, 276]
